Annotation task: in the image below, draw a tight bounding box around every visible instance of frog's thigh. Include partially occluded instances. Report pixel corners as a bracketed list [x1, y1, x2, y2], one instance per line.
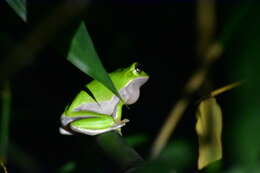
[70, 116, 120, 136]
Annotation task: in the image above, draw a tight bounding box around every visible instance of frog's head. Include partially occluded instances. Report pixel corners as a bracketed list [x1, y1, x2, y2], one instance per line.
[119, 62, 149, 104]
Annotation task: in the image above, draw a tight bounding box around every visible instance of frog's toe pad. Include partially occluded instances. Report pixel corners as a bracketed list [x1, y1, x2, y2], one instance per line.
[59, 127, 73, 135]
[121, 119, 130, 123]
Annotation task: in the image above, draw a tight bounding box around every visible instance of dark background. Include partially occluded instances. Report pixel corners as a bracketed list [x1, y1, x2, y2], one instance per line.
[1, 1, 260, 173]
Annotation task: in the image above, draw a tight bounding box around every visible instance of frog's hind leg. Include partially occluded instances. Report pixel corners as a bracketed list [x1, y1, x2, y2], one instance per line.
[70, 118, 127, 136]
[70, 123, 123, 136]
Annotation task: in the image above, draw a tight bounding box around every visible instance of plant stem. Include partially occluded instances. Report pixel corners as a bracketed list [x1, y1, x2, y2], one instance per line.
[0, 81, 11, 162]
[96, 132, 144, 172]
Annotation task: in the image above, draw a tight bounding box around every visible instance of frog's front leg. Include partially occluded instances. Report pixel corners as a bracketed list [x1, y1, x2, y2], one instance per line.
[112, 102, 126, 135]
[113, 101, 124, 121]
[65, 111, 129, 136]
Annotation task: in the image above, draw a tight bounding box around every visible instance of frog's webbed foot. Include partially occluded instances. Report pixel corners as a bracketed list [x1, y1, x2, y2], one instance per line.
[114, 118, 129, 127]
[114, 119, 129, 136]
[121, 118, 130, 124]
[69, 118, 129, 136]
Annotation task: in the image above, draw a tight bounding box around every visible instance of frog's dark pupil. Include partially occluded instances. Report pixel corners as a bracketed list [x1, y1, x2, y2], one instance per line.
[135, 63, 142, 73]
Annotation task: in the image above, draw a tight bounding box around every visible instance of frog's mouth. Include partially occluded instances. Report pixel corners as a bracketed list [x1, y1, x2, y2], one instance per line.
[120, 76, 149, 105]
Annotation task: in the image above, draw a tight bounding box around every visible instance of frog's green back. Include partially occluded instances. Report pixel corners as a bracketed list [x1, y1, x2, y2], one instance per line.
[86, 67, 134, 102]
[67, 62, 148, 111]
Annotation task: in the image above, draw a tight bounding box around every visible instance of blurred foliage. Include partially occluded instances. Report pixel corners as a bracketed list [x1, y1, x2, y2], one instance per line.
[0, 160, 7, 173]
[226, 3, 260, 169]
[135, 140, 195, 173]
[5, 0, 26, 22]
[124, 134, 149, 148]
[58, 161, 76, 173]
[218, 2, 250, 48]
[0, 82, 11, 162]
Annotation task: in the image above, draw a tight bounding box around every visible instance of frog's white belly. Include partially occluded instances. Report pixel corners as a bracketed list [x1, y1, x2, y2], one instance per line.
[73, 78, 142, 114]
[75, 95, 119, 115]
[61, 91, 122, 127]
[61, 77, 148, 127]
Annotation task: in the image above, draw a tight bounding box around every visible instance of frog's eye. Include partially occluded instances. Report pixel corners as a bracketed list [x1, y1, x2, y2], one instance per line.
[135, 63, 142, 73]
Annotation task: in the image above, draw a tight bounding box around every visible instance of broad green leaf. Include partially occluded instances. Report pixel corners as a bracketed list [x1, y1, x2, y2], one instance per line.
[5, 0, 27, 22]
[67, 22, 121, 100]
[195, 97, 222, 170]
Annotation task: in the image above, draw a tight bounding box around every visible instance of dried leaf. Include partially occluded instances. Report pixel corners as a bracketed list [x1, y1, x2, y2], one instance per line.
[196, 97, 222, 170]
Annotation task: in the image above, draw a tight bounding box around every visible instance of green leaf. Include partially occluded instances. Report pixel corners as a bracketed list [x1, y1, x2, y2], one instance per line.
[67, 22, 121, 100]
[5, 0, 27, 22]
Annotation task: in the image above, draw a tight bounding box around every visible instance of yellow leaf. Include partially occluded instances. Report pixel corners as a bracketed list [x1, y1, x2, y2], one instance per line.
[196, 97, 222, 170]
